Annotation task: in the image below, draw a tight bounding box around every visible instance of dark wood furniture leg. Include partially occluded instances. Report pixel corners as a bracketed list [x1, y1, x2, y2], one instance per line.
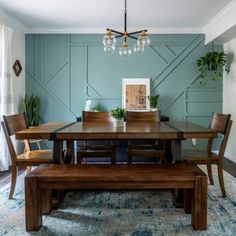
[25, 176, 42, 231]
[192, 175, 208, 230]
[53, 140, 63, 163]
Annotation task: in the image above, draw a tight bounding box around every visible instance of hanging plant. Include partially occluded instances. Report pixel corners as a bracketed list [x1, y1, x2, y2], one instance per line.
[196, 43, 230, 84]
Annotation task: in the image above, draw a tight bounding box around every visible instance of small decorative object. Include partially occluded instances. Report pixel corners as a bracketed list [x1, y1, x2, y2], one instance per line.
[84, 100, 93, 111]
[196, 44, 230, 84]
[20, 94, 40, 126]
[111, 107, 127, 127]
[92, 105, 101, 112]
[13, 59, 22, 76]
[148, 95, 159, 111]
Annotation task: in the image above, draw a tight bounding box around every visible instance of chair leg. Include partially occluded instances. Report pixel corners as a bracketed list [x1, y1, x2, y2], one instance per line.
[77, 153, 82, 164]
[127, 152, 132, 164]
[111, 153, 115, 164]
[207, 164, 214, 185]
[217, 163, 226, 197]
[26, 166, 32, 175]
[9, 164, 17, 199]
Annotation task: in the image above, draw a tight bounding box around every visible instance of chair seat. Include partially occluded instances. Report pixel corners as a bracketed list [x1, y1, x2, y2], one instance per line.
[183, 149, 218, 164]
[17, 150, 53, 163]
[78, 148, 114, 157]
[128, 143, 163, 150]
[128, 148, 165, 157]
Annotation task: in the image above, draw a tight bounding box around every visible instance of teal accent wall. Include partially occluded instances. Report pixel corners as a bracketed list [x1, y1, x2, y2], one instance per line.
[25, 34, 222, 129]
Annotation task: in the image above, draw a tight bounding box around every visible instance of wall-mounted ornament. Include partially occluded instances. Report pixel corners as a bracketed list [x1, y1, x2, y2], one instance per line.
[13, 59, 22, 76]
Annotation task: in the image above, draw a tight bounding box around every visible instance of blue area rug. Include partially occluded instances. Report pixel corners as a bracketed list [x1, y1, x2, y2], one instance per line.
[1, 167, 236, 235]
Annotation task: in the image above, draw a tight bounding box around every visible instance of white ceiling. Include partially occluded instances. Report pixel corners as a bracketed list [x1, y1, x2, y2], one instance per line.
[0, 0, 233, 33]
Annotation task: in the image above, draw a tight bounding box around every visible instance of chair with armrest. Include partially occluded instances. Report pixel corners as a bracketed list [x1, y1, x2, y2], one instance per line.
[77, 111, 116, 164]
[1, 113, 53, 199]
[126, 111, 165, 164]
[183, 112, 232, 197]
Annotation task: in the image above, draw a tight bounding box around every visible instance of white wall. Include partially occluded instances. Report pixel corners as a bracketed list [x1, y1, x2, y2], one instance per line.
[0, 9, 26, 112]
[223, 37, 236, 162]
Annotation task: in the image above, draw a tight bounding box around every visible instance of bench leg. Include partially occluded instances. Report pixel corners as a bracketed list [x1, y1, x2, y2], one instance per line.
[41, 189, 52, 214]
[184, 189, 192, 214]
[191, 175, 208, 230]
[25, 176, 42, 231]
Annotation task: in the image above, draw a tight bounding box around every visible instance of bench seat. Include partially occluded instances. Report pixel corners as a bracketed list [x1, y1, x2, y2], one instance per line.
[25, 164, 207, 231]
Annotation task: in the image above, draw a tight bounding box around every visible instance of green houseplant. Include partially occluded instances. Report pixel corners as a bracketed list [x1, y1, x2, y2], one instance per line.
[197, 51, 229, 84]
[148, 95, 159, 110]
[111, 107, 127, 120]
[20, 94, 40, 126]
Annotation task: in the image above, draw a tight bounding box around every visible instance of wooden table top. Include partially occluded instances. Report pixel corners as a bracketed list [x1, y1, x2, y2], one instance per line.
[15, 121, 217, 140]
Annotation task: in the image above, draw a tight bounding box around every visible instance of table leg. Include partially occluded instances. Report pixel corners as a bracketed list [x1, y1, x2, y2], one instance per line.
[53, 140, 63, 163]
[64, 140, 74, 164]
[172, 139, 183, 206]
[172, 139, 182, 163]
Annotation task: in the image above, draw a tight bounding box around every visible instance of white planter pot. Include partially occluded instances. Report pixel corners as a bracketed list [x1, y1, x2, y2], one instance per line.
[150, 108, 158, 111]
[113, 118, 124, 127]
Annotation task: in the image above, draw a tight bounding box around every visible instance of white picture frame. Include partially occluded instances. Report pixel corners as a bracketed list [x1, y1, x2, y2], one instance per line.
[122, 78, 150, 111]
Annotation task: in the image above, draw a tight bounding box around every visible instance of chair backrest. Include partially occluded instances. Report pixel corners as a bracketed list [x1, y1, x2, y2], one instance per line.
[127, 111, 160, 122]
[3, 113, 28, 136]
[211, 113, 231, 134]
[209, 113, 232, 160]
[82, 111, 112, 122]
[1, 120, 18, 164]
[2, 113, 31, 158]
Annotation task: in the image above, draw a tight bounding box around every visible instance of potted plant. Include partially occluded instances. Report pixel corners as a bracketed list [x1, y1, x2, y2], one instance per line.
[197, 50, 229, 84]
[20, 94, 40, 127]
[148, 95, 159, 111]
[111, 107, 127, 127]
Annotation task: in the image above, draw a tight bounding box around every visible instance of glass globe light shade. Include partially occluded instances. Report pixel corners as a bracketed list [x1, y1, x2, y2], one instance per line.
[133, 43, 144, 54]
[137, 34, 151, 48]
[119, 46, 132, 57]
[103, 34, 116, 48]
[104, 45, 115, 55]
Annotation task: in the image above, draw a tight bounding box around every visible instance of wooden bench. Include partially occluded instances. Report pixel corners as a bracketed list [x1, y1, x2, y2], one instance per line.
[25, 164, 207, 231]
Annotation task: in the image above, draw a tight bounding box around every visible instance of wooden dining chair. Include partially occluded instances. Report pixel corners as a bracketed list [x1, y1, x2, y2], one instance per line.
[126, 111, 166, 164]
[1, 113, 53, 199]
[183, 113, 232, 197]
[77, 111, 116, 164]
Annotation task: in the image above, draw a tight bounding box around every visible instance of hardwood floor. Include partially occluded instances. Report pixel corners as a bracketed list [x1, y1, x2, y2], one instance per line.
[0, 158, 236, 188]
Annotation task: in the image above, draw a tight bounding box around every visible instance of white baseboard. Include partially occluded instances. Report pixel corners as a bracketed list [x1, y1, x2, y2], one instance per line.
[224, 152, 236, 163]
[213, 150, 236, 163]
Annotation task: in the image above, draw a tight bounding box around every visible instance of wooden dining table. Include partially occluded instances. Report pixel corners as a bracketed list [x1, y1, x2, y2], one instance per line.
[15, 120, 217, 163]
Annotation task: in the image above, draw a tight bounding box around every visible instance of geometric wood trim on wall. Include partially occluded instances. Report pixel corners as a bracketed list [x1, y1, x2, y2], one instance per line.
[25, 34, 223, 124]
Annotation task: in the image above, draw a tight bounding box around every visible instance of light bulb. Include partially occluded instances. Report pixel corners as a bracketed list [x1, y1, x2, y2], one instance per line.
[104, 45, 115, 55]
[137, 33, 151, 48]
[102, 34, 116, 48]
[119, 46, 132, 57]
[133, 43, 144, 54]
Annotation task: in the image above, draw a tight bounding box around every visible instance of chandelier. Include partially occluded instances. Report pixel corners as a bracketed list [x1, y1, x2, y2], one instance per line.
[103, 0, 151, 57]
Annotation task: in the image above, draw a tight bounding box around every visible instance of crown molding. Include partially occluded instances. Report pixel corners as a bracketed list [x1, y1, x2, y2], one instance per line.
[0, 8, 27, 33]
[204, 0, 236, 32]
[204, 0, 236, 44]
[26, 26, 203, 34]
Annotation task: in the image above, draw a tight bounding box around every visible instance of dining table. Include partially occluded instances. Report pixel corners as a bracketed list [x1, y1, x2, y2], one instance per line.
[15, 120, 217, 163]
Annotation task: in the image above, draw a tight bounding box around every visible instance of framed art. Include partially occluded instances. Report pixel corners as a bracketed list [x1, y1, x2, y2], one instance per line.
[122, 78, 150, 110]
